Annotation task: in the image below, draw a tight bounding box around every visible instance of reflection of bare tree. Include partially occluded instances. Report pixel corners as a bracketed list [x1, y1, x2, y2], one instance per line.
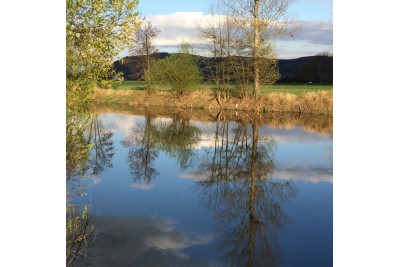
[122, 116, 159, 184]
[196, 114, 296, 267]
[87, 115, 115, 176]
[122, 115, 200, 185]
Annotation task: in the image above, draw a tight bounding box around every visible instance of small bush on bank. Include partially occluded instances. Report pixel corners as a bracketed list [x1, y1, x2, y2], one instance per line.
[145, 43, 202, 95]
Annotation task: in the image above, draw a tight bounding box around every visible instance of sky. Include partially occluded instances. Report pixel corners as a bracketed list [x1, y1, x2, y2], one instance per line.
[132, 0, 333, 59]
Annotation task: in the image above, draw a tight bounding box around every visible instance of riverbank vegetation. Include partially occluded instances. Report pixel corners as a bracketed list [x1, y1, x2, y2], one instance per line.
[93, 87, 332, 114]
[66, 0, 141, 265]
[111, 80, 332, 94]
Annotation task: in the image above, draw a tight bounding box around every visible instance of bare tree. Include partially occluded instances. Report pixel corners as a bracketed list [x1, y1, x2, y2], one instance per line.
[203, 0, 300, 97]
[130, 21, 161, 90]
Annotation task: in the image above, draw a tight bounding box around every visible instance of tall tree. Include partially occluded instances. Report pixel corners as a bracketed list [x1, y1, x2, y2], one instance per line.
[130, 21, 161, 90]
[204, 0, 299, 97]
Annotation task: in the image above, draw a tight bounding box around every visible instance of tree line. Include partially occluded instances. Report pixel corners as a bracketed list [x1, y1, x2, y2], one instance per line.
[125, 0, 303, 98]
[114, 53, 333, 85]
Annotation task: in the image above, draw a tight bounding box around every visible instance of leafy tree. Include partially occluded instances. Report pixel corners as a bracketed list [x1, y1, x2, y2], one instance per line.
[130, 21, 161, 90]
[146, 43, 202, 95]
[66, 1, 140, 264]
[66, 0, 141, 108]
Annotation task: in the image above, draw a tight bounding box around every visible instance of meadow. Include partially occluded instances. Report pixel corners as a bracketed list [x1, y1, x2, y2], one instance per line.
[112, 80, 333, 96]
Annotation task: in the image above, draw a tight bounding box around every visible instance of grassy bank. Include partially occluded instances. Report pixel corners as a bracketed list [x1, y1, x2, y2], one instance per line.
[112, 81, 332, 96]
[93, 87, 332, 115]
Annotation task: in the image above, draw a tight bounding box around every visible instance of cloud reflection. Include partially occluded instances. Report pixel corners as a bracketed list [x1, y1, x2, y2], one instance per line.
[130, 182, 154, 190]
[76, 216, 215, 266]
[181, 163, 332, 184]
[272, 164, 332, 183]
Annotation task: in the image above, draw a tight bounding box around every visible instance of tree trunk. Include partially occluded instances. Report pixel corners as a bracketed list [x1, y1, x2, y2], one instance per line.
[253, 0, 260, 97]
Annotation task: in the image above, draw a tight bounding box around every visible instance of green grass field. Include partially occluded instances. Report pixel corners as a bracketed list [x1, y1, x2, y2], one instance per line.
[112, 81, 332, 95]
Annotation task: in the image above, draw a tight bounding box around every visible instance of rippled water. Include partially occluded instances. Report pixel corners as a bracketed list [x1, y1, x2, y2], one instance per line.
[73, 110, 332, 267]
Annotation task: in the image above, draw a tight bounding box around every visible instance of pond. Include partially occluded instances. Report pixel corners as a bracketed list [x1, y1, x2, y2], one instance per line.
[71, 108, 332, 267]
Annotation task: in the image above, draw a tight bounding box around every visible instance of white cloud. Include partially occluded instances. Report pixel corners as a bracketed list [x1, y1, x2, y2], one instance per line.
[146, 12, 332, 58]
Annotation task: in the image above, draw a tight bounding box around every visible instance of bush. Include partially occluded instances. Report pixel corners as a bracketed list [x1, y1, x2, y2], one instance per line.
[145, 43, 202, 95]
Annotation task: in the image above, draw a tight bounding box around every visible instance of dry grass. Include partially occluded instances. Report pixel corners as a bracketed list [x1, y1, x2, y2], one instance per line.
[263, 91, 332, 114]
[93, 87, 332, 115]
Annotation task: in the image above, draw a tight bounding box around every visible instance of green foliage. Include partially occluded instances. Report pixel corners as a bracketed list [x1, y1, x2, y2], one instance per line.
[66, 2, 140, 264]
[66, 0, 141, 107]
[145, 43, 202, 95]
[66, 112, 91, 193]
[66, 205, 95, 266]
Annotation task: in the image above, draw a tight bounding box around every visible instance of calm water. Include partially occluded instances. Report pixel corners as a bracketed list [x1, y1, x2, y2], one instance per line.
[73, 111, 332, 267]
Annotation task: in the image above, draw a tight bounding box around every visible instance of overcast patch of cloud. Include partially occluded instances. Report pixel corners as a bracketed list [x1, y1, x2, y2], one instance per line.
[279, 20, 332, 45]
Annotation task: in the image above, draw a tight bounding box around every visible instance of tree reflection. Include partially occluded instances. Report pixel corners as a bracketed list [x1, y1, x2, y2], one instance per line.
[196, 114, 296, 267]
[153, 116, 200, 170]
[66, 111, 96, 266]
[87, 115, 115, 176]
[122, 115, 160, 184]
[122, 114, 200, 185]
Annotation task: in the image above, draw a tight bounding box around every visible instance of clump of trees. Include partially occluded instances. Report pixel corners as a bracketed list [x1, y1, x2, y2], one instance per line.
[145, 43, 202, 95]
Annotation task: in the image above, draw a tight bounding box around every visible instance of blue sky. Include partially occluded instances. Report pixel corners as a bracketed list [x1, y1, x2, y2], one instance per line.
[133, 0, 333, 59]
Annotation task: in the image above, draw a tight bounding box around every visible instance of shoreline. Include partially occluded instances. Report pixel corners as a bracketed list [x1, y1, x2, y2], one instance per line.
[93, 88, 333, 115]
[90, 93, 333, 136]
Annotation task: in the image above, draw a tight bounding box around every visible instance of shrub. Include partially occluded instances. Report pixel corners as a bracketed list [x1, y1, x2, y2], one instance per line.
[145, 43, 202, 95]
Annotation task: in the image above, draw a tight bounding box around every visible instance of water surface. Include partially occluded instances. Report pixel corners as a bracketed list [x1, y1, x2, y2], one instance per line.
[74, 110, 332, 267]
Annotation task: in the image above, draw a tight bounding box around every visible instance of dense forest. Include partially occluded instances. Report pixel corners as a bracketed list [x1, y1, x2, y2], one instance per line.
[113, 53, 333, 84]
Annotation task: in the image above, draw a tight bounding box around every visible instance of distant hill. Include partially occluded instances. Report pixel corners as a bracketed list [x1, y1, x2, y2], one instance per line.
[113, 53, 332, 84]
